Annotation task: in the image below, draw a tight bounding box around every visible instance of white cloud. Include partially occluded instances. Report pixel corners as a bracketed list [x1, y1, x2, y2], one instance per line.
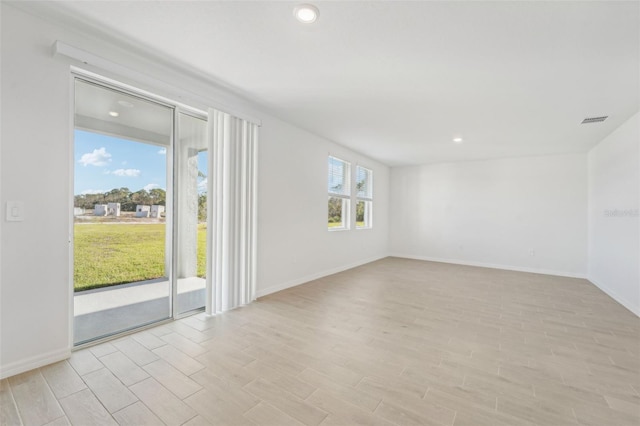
[112, 168, 141, 177]
[143, 183, 161, 192]
[80, 189, 105, 195]
[158, 148, 167, 155]
[197, 178, 207, 192]
[78, 147, 111, 167]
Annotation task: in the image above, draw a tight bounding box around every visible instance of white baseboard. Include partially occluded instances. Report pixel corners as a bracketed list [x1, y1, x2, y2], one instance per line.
[588, 276, 640, 317]
[256, 254, 388, 298]
[0, 347, 71, 380]
[389, 253, 588, 279]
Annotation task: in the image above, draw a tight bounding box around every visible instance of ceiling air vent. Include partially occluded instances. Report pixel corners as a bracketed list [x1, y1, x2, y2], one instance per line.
[581, 116, 608, 124]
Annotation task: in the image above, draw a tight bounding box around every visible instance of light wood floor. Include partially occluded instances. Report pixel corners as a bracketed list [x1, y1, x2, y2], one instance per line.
[2, 257, 639, 425]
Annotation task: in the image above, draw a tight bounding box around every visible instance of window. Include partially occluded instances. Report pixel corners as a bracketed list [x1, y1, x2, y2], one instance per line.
[328, 156, 351, 230]
[356, 165, 373, 229]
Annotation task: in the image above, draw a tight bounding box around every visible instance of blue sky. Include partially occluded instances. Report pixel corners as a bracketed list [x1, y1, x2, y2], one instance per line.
[74, 130, 168, 195]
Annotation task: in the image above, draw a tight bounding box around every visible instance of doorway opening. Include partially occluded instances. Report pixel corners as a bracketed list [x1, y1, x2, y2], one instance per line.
[72, 77, 207, 345]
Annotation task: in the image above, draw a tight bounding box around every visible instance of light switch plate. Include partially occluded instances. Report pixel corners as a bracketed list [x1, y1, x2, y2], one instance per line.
[6, 201, 24, 222]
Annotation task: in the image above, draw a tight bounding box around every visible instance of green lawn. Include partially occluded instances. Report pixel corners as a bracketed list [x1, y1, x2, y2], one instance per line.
[328, 222, 365, 228]
[196, 224, 206, 277]
[74, 223, 206, 292]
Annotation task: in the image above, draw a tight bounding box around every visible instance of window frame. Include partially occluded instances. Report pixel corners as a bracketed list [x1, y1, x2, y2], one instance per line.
[355, 165, 373, 230]
[71, 71, 211, 347]
[327, 156, 351, 231]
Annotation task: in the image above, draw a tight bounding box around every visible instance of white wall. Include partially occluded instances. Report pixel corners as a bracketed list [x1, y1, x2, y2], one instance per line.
[0, 4, 389, 378]
[588, 112, 640, 316]
[1, 4, 74, 379]
[390, 154, 588, 277]
[257, 118, 389, 296]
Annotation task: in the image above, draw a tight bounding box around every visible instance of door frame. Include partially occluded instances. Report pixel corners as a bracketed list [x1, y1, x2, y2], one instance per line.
[69, 70, 208, 348]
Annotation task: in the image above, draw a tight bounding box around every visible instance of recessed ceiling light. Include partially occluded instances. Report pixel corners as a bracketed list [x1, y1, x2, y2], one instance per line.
[118, 100, 134, 108]
[453, 137, 463, 143]
[109, 111, 119, 117]
[294, 4, 319, 23]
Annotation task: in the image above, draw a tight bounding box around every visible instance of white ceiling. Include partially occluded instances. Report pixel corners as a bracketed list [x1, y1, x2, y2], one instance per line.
[75, 78, 173, 146]
[31, 1, 640, 166]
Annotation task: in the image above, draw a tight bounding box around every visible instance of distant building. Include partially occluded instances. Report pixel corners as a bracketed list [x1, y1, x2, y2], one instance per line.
[135, 205, 151, 218]
[94, 204, 107, 216]
[150, 205, 165, 218]
[73, 207, 85, 216]
[107, 203, 121, 216]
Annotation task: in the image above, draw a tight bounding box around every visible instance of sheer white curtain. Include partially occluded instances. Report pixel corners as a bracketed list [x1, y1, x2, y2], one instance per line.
[206, 108, 258, 314]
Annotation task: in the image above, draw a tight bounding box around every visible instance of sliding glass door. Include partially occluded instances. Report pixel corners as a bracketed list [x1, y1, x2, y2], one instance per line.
[73, 78, 175, 344]
[174, 113, 208, 315]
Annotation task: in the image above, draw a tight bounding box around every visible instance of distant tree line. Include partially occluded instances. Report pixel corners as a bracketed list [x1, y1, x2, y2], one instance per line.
[328, 198, 365, 223]
[74, 187, 166, 212]
[75, 187, 208, 222]
[328, 197, 343, 224]
[328, 180, 367, 224]
[198, 194, 207, 222]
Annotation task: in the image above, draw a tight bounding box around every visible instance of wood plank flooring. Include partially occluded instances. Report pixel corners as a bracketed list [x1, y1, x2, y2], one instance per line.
[2, 257, 639, 425]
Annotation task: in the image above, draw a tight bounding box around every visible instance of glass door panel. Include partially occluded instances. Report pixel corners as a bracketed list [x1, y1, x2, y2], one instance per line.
[73, 78, 174, 345]
[175, 113, 208, 315]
